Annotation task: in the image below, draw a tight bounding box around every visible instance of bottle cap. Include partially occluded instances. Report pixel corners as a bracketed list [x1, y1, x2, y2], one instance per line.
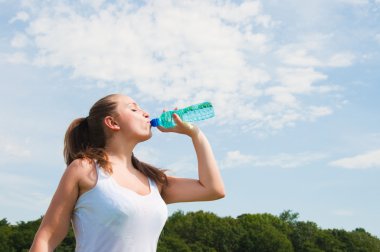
[150, 118, 160, 127]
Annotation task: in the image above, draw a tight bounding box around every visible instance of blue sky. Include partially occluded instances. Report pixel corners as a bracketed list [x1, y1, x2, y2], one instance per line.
[1, 0, 380, 237]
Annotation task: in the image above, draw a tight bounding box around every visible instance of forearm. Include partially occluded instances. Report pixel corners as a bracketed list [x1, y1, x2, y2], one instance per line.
[29, 236, 53, 252]
[191, 129, 225, 197]
[29, 218, 69, 252]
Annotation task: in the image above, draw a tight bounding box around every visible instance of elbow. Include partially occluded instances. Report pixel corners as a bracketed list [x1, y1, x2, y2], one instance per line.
[218, 189, 226, 199]
[211, 187, 226, 200]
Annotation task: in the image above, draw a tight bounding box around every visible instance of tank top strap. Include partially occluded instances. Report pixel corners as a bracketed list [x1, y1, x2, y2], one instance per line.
[94, 161, 109, 180]
[148, 177, 158, 193]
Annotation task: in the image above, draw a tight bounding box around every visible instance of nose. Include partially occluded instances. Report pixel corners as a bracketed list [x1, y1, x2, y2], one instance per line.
[143, 110, 150, 118]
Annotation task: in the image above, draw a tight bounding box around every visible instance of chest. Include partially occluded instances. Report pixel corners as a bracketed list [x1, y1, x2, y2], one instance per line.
[78, 177, 167, 224]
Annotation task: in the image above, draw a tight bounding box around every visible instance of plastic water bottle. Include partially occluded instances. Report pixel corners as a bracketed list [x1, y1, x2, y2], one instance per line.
[150, 102, 215, 128]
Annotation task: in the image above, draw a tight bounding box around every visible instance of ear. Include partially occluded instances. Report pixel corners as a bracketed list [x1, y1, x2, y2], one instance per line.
[104, 116, 120, 131]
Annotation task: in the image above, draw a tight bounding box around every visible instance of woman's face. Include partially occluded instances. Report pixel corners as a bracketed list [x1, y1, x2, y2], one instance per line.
[113, 95, 152, 142]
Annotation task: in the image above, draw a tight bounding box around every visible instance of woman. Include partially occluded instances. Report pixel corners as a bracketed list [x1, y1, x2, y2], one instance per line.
[29, 94, 225, 252]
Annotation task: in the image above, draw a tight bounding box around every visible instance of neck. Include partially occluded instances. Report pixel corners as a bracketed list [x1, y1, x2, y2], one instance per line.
[104, 137, 137, 171]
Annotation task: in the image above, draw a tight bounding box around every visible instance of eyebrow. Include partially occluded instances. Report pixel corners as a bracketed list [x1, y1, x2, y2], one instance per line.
[126, 102, 140, 108]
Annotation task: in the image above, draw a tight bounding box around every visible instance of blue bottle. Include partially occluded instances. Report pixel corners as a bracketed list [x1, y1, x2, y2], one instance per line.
[150, 102, 215, 128]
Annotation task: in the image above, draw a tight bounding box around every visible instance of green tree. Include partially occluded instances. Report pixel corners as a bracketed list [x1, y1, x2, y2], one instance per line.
[237, 213, 294, 252]
[9, 217, 42, 252]
[330, 228, 380, 252]
[3, 210, 380, 251]
[160, 210, 231, 251]
[279, 210, 299, 225]
[290, 221, 324, 252]
[0, 218, 15, 252]
[158, 236, 192, 252]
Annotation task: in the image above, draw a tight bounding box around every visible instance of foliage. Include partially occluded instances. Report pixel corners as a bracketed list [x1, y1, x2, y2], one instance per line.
[1, 211, 380, 251]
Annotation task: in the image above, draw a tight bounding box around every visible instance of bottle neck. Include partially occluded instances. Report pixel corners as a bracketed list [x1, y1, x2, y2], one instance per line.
[150, 118, 160, 127]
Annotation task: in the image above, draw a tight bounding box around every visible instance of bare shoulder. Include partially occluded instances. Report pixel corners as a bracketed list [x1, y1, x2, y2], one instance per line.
[65, 159, 97, 196]
[65, 158, 93, 177]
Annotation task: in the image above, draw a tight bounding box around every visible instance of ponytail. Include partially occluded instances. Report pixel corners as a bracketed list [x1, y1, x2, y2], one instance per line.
[63, 117, 89, 164]
[63, 117, 112, 173]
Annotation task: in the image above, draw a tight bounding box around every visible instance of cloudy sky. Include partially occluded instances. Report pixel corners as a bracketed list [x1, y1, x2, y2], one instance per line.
[1, 0, 380, 237]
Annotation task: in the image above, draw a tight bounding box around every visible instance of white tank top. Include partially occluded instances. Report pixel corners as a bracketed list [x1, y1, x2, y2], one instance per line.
[71, 163, 168, 252]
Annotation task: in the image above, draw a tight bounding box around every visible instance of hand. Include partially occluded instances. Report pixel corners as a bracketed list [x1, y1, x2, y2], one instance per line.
[157, 112, 199, 137]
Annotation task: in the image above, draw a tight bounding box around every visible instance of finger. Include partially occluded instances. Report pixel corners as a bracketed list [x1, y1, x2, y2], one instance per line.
[173, 113, 194, 131]
[172, 113, 182, 124]
[157, 125, 172, 133]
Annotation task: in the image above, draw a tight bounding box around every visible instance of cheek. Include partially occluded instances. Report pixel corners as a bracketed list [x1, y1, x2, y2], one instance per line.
[121, 115, 148, 134]
[117, 115, 134, 131]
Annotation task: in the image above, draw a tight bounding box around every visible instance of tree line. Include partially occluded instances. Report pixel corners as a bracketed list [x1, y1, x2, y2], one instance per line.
[1, 210, 379, 251]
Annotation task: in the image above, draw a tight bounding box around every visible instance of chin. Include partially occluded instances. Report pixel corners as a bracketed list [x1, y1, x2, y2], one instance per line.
[139, 132, 153, 142]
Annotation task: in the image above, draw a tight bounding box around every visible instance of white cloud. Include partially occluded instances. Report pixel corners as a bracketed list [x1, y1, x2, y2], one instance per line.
[165, 156, 196, 175]
[9, 11, 29, 23]
[277, 48, 321, 67]
[11, 33, 29, 48]
[3, 52, 28, 64]
[375, 34, 380, 43]
[332, 209, 354, 217]
[276, 44, 355, 68]
[326, 52, 355, 67]
[329, 149, 380, 169]
[0, 135, 32, 161]
[134, 146, 160, 165]
[10, 0, 350, 132]
[337, 0, 368, 5]
[256, 152, 328, 168]
[221, 150, 327, 169]
[220, 150, 256, 169]
[79, 0, 107, 9]
[274, 67, 328, 94]
[308, 106, 333, 120]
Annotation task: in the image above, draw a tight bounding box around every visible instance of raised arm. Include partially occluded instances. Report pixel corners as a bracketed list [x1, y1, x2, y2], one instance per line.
[159, 114, 225, 204]
[29, 159, 84, 252]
